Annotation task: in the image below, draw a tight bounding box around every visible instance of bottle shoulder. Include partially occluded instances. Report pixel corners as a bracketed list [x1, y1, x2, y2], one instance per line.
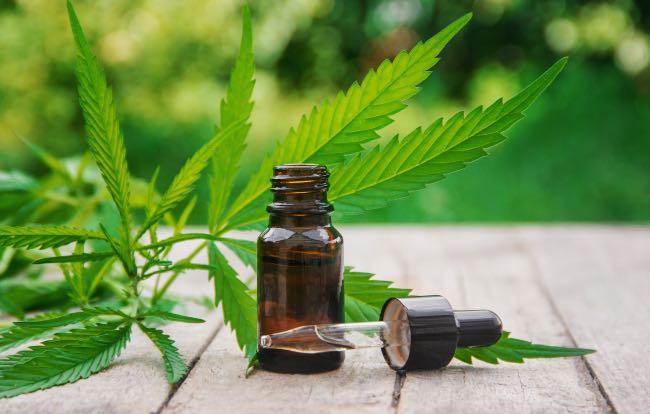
[258, 225, 342, 245]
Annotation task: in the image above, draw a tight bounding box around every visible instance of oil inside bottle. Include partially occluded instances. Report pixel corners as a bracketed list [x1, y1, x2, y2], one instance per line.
[257, 164, 344, 373]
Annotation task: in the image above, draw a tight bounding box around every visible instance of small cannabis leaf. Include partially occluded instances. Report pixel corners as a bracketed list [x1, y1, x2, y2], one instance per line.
[454, 332, 595, 364]
[67, 1, 133, 242]
[208, 4, 255, 233]
[33, 251, 115, 264]
[329, 58, 568, 212]
[0, 311, 94, 352]
[139, 120, 248, 239]
[0, 321, 132, 398]
[344, 267, 411, 322]
[208, 242, 257, 358]
[0, 296, 24, 320]
[18, 135, 72, 182]
[0, 279, 70, 318]
[141, 310, 205, 324]
[138, 324, 188, 383]
[220, 13, 472, 232]
[0, 226, 106, 250]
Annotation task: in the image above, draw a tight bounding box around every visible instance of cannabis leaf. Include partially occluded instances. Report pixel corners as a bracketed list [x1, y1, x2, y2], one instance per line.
[0, 279, 70, 317]
[208, 5, 255, 233]
[0, 296, 24, 319]
[0, 312, 93, 352]
[33, 251, 115, 264]
[139, 120, 248, 239]
[0, 226, 106, 250]
[67, 1, 133, 241]
[454, 331, 595, 364]
[328, 58, 568, 212]
[0, 322, 132, 398]
[208, 242, 257, 358]
[0, 170, 37, 193]
[141, 310, 205, 324]
[220, 13, 472, 232]
[138, 324, 187, 383]
[18, 135, 72, 182]
[220, 238, 257, 269]
[344, 267, 411, 322]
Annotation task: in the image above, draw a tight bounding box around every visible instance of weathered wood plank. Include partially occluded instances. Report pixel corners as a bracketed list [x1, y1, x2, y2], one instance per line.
[520, 226, 650, 414]
[1, 240, 221, 414]
[162, 228, 408, 414]
[389, 227, 609, 413]
[4, 226, 647, 413]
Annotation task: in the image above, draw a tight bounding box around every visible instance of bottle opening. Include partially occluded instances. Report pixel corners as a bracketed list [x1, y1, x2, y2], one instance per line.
[271, 164, 329, 193]
[268, 164, 333, 214]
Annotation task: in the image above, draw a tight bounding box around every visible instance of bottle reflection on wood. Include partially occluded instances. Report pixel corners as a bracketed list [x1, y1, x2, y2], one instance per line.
[257, 164, 344, 373]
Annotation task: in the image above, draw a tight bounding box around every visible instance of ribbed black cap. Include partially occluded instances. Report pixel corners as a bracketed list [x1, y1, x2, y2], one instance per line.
[379, 296, 502, 371]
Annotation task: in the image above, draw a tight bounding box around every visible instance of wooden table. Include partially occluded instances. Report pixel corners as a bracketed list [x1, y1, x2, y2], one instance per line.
[2, 226, 648, 413]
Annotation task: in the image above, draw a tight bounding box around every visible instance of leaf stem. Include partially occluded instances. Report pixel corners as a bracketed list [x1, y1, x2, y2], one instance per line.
[151, 241, 207, 304]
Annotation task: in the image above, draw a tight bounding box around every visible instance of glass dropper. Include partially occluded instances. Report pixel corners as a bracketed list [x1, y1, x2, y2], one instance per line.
[260, 320, 410, 354]
[259, 296, 503, 371]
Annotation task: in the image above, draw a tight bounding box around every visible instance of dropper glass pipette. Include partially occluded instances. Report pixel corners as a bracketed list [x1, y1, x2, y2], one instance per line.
[260, 320, 411, 354]
[259, 296, 503, 371]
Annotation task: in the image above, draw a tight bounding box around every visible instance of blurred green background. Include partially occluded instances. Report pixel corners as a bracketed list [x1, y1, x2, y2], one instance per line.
[1, 0, 649, 223]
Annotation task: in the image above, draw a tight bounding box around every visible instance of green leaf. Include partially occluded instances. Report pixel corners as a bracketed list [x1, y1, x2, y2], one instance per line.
[0, 170, 37, 192]
[138, 120, 247, 239]
[145, 167, 161, 219]
[139, 233, 221, 251]
[0, 226, 106, 250]
[138, 323, 187, 383]
[220, 238, 257, 269]
[0, 321, 132, 398]
[67, 1, 132, 241]
[100, 223, 136, 277]
[209, 4, 255, 232]
[175, 196, 198, 235]
[221, 13, 472, 232]
[208, 242, 256, 359]
[0, 279, 70, 316]
[142, 310, 205, 324]
[245, 352, 260, 378]
[329, 58, 568, 212]
[0, 312, 93, 352]
[343, 267, 411, 322]
[83, 306, 132, 319]
[454, 331, 596, 365]
[18, 134, 72, 181]
[33, 251, 115, 264]
[0, 295, 24, 319]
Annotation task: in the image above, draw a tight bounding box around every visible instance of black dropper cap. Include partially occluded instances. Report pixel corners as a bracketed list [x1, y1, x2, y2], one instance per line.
[379, 296, 502, 371]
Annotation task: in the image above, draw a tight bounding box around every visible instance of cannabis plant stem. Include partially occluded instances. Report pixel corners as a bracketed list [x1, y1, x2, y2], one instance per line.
[150, 220, 250, 303]
[151, 241, 207, 304]
[88, 257, 116, 298]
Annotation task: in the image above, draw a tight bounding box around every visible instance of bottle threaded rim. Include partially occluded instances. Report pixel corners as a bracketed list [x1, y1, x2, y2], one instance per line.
[268, 164, 333, 214]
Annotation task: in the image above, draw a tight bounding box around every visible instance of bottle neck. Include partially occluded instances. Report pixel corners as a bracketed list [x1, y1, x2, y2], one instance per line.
[269, 213, 332, 227]
[267, 164, 333, 217]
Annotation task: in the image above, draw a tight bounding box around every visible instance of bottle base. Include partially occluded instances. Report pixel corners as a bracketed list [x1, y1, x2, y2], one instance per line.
[258, 349, 344, 374]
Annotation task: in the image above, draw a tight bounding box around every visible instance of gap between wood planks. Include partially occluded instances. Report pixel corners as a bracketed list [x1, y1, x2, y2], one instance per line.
[516, 232, 617, 414]
[155, 320, 225, 414]
[391, 371, 407, 411]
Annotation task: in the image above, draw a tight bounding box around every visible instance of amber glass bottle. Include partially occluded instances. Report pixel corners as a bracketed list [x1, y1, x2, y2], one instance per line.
[257, 164, 344, 373]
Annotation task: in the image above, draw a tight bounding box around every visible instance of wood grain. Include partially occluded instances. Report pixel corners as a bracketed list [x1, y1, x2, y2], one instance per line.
[520, 226, 650, 413]
[388, 227, 609, 413]
[4, 227, 648, 414]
